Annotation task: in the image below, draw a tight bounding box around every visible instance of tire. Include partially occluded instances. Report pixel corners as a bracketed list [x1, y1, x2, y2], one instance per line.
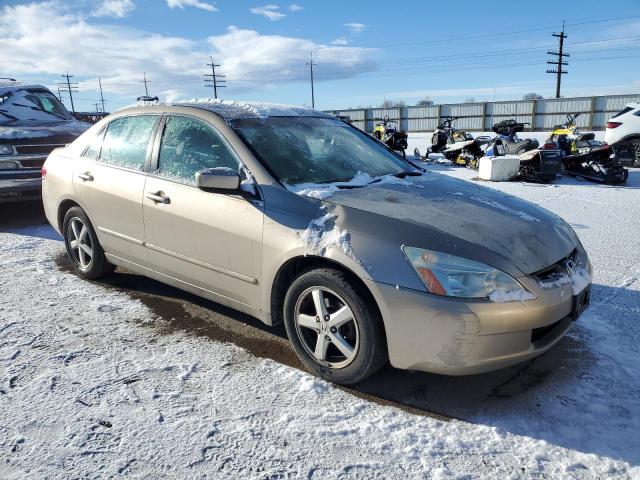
[633, 141, 640, 168]
[283, 268, 387, 385]
[62, 206, 115, 280]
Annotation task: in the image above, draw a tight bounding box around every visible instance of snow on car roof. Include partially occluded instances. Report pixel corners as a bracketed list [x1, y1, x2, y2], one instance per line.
[129, 98, 331, 120]
[0, 83, 48, 94]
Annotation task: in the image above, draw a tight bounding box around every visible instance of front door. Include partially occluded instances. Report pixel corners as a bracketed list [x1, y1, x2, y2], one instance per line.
[73, 114, 159, 265]
[142, 115, 263, 309]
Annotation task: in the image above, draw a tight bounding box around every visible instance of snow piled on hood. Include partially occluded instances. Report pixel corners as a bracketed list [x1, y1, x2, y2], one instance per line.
[288, 171, 416, 200]
[471, 196, 540, 223]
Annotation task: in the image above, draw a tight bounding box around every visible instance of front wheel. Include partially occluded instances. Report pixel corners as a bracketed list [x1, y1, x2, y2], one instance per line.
[63, 206, 115, 280]
[283, 268, 387, 385]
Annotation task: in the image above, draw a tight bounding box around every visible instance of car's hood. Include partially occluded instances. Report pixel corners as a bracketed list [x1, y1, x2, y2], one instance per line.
[324, 173, 577, 275]
[0, 120, 90, 144]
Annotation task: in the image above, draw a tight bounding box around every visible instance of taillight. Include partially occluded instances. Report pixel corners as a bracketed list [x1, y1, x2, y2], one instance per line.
[607, 122, 622, 129]
[542, 142, 556, 150]
[41, 166, 47, 178]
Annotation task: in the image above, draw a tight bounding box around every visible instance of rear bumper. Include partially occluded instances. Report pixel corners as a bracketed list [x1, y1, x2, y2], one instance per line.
[366, 279, 583, 375]
[0, 170, 42, 202]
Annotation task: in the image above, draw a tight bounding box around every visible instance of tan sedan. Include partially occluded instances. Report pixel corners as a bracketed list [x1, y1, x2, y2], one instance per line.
[42, 101, 592, 384]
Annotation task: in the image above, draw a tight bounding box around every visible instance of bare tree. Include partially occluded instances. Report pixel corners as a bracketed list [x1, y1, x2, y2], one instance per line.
[522, 92, 544, 100]
[380, 99, 406, 107]
[416, 98, 434, 106]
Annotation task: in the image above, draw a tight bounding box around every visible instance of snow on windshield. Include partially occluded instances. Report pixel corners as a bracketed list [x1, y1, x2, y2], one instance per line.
[0, 87, 72, 125]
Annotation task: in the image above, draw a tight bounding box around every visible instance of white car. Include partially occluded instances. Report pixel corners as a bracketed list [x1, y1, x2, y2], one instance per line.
[604, 102, 640, 166]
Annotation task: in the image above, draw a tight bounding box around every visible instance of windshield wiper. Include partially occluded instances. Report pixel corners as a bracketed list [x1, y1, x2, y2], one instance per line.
[0, 109, 18, 122]
[393, 170, 422, 178]
[11, 102, 67, 120]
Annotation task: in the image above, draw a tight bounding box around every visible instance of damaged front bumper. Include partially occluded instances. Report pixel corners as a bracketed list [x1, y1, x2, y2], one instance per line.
[365, 271, 588, 375]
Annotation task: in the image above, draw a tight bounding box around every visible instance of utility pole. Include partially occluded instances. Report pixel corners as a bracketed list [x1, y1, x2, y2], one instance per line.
[58, 73, 78, 113]
[93, 102, 101, 112]
[306, 51, 316, 108]
[98, 77, 106, 112]
[140, 72, 151, 97]
[546, 21, 569, 99]
[204, 57, 226, 99]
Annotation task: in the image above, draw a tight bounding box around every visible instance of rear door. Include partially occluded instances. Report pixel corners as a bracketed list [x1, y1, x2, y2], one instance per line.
[73, 114, 159, 265]
[142, 114, 264, 309]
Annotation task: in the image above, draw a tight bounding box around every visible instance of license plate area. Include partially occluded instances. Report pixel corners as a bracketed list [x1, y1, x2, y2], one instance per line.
[572, 286, 590, 320]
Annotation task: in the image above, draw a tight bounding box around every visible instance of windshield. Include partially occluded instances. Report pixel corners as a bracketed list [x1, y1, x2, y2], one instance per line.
[229, 116, 412, 185]
[0, 88, 73, 125]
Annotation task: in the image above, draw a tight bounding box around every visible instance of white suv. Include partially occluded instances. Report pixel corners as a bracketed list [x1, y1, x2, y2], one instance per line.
[605, 102, 640, 166]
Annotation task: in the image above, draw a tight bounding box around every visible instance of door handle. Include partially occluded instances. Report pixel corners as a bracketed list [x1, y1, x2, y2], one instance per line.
[77, 172, 94, 182]
[146, 191, 171, 204]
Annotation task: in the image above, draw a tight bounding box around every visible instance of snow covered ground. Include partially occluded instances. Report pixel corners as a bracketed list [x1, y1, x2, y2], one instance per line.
[1, 165, 639, 479]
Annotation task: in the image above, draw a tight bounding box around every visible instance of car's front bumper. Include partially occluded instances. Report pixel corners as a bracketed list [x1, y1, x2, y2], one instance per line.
[365, 277, 586, 375]
[0, 170, 42, 202]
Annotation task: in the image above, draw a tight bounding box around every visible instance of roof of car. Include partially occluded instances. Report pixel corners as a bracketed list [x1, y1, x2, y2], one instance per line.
[128, 98, 332, 120]
[0, 83, 51, 95]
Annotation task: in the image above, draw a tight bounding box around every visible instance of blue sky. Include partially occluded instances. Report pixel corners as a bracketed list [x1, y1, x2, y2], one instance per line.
[1, 0, 639, 112]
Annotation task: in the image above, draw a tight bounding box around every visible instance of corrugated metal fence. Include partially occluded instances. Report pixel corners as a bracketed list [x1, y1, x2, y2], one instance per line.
[325, 94, 640, 133]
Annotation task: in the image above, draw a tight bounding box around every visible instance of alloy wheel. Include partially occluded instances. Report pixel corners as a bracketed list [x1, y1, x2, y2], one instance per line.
[294, 287, 359, 369]
[67, 217, 93, 270]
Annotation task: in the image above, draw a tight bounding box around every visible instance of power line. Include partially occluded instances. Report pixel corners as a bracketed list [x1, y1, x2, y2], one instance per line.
[306, 51, 316, 108]
[58, 72, 78, 113]
[547, 21, 569, 98]
[98, 76, 106, 112]
[140, 72, 151, 97]
[204, 56, 226, 99]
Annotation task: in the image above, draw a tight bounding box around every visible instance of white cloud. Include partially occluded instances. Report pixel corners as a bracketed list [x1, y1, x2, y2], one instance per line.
[289, 3, 302, 11]
[166, 0, 218, 12]
[250, 5, 286, 21]
[92, 0, 135, 18]
[208, 26, 377, 86]
[344, 23, 366, 34]
[331, 38, 348, 46]
[0, 3, 377, 102]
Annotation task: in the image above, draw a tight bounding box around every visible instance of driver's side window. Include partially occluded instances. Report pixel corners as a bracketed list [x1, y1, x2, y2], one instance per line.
[156, 116, 239, 184]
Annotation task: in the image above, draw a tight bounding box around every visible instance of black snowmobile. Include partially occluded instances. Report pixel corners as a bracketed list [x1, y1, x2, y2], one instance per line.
[427, 117, 489, 167]
[547, 114, 628, 185]
[372, 116, 408, 157]
[485, 119, 562, 183]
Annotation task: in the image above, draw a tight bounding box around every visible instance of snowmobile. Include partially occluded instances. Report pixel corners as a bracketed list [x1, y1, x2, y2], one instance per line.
[484, 119, 562, 183]
[425, 117, 490, 167]
[547, 113, 628, 184]
[372, 116, 408, 157]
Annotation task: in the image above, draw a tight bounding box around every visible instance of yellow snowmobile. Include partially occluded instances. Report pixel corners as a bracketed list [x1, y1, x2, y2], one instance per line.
[372, 116, 408, 157]
[547, 113, 627, 184]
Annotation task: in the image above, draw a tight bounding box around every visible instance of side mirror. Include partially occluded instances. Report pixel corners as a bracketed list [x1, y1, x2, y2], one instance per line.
[195, 167, 240, 191]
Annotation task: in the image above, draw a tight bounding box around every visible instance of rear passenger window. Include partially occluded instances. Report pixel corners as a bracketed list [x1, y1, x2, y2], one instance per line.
[612, 107, 633, 118]
[156, 116, 239, 184]
[99, 115, 158, 170]
[83, 129, 105, 160]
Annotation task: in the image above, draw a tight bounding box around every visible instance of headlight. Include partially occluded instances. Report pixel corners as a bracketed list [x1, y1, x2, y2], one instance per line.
[0, 144, 15, 155]
[402, 246, 536, 301]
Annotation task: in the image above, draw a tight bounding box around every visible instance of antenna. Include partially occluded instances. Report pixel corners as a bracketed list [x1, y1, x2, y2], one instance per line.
[140, 72, 151, 97]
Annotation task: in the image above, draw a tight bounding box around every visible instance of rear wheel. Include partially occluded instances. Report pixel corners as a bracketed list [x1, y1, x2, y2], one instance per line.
[283, 268, 387, 384]
[63, 206, 115, 280]
[633, 141, 640, 167]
